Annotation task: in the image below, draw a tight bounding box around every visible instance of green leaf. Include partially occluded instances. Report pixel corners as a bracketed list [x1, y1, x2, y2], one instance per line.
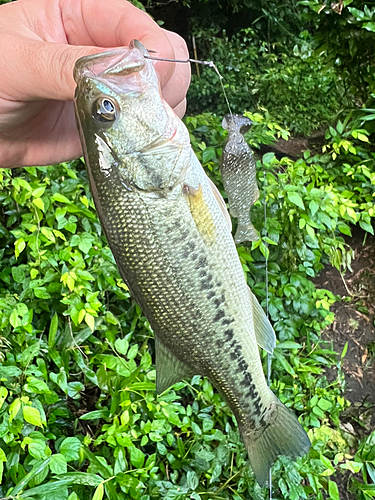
[287, 192, 305, 210]
[187, 470, 199, 490]
[10, 458, 51, 496]
[337, 222, 352, 236]
[346, 207, 357, 221]
[309, 200, 319, 216]
[276, 341, 302, 349]
[9, 397, 21, 420]
[55, 473, 103, 486]
[84, 312, 95, 332]
[127, 344, 138, 360]
[0, 387, 8, 410]
[32, 186, 46, 198]
[28, 441, 47, 459]
[49, 313, 58, 348]
[79, 410, 110, 420]
[34, 287, 51, 299]
[21, 342, 40, 367]
[52, 193, 71, 204]
[262, 152, 275, 164]
[59, 437, 81, 461]
[129, 446, 145, 468]
[78, 233, 95, 254]
[357, 132, 369, 141]
[127, 382, 155, 391]
[18, 479, 73, 497]
[25, 376, 50, 394]
[33, 197, 45, 212]
[115, 338, 129, 355]
[306, 224, 315, 240]
[23, 406, 43, 427]
[359, 221, 374, 235]
[50, 454, 68, 475]
[328, 480, 340, 500]
[92, 483, 104, 500]
[202, 147, 216, 163]
[12, 265, 28, 283]
[318, 398, 333, 411]
[15, 238, 26, 258]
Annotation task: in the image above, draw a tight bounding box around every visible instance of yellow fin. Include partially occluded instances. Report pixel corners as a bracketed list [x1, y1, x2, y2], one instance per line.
[184, 183, 216, 244]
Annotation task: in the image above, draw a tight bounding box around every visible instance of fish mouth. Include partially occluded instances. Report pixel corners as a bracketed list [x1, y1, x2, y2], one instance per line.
[74, 40, 178, 154]
[73, 40, 156, 96]
[74, 48, 144, 82]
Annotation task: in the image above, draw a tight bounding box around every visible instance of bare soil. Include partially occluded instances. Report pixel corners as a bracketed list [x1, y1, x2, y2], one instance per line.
[315, 227, 375, 499]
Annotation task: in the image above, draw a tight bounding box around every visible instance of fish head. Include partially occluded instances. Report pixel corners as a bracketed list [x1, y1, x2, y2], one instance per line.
[74, 42, 190, 194]
[222, 114, 252, 135]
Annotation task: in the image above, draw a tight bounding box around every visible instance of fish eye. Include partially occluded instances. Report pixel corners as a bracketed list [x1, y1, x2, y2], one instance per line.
[93, 97, 118, 123]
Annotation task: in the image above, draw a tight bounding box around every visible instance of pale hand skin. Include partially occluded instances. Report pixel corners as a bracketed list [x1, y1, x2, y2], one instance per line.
[0, 0, 190, 168]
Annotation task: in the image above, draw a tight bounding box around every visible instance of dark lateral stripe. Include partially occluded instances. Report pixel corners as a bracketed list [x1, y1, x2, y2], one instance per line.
[214, 310, 225, 322]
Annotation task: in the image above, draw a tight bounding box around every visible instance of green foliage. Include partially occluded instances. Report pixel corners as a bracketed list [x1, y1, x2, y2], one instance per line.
[187, 29, 341, 135]
[350, 430, 375, 499]
[301, 0, 375, 102]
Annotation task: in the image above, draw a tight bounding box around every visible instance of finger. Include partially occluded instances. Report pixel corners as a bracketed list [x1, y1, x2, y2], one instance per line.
[2, 38, 110, 101]
[61, 0, 176, 88]
[160, 30, 191, 110]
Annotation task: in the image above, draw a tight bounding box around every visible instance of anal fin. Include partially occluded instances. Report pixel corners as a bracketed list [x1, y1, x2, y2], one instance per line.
[155, 336, 194, 394]
[248, 288, 276, 354]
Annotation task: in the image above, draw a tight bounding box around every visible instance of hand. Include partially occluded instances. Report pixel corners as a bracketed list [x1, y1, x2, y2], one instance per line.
[0, 0, 190, 168]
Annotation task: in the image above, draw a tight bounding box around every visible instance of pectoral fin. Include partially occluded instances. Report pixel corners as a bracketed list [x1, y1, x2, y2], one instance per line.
[249, 288, 276, 354]
[155, 336, 194, 394]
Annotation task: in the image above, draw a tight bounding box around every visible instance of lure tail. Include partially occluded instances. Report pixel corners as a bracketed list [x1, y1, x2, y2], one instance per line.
[234, 219, 259, 243]
[241, 391, 311, 487]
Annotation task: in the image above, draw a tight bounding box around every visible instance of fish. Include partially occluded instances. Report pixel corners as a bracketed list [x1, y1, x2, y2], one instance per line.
[73, 40, 310, 486]
[221, 114, 260, 243]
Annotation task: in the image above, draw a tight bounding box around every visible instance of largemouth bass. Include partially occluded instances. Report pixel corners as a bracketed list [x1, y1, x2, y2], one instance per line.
[73, 41, 310, 486]
[221, 114, 259, 243]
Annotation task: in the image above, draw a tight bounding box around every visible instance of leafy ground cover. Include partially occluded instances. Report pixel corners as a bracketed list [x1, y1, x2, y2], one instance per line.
[0, 107, 374, 499]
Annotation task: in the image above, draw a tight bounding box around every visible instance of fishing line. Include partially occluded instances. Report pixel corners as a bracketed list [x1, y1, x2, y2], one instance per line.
[144, 54, 233, 115]
[263, 168, 272, 499]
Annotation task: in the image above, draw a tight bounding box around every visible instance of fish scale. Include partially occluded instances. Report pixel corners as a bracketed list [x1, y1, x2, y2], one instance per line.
[94, 151, 270, 425]
[74, 41, 310, 487]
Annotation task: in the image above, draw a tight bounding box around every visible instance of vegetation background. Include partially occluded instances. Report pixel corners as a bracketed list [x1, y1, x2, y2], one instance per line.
[0, 0, 374, 499]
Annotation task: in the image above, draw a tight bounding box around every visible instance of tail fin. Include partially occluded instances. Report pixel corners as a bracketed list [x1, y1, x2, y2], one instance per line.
[242, 392, 311, 486]
[234, 220, 259, 243]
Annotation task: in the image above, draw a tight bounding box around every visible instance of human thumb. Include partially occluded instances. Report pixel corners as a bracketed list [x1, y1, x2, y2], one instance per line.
[9, 39, 110, 102]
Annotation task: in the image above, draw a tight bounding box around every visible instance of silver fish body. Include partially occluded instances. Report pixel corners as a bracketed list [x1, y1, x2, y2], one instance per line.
[221, 114, 259, 243]
[73, 42, 310, 486]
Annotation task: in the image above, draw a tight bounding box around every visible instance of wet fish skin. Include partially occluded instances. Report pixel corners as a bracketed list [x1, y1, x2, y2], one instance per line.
[221, 114, 259, 243]
[73, 42, 310, 486]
